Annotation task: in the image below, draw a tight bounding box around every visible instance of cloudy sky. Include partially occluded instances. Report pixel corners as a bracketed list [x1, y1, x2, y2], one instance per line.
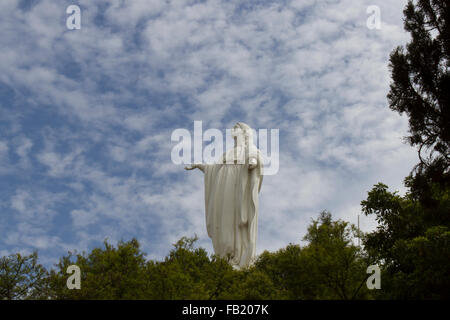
[0, 0, 418, 267]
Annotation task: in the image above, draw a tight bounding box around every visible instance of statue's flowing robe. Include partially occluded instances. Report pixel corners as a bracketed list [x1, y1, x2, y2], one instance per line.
[203, 145, 263, 269]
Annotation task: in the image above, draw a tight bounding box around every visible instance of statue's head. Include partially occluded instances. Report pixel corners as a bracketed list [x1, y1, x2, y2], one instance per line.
[227, 122, 258, 162]
[231, 122, 253, 143]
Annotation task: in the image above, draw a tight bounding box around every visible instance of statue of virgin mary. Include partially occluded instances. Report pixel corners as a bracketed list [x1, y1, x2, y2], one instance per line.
[185, 122, 263, 269]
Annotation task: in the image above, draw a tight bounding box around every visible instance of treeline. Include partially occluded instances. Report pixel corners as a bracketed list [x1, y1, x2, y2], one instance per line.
[0, 211, 376, 300]
[1, 184, 449, 300]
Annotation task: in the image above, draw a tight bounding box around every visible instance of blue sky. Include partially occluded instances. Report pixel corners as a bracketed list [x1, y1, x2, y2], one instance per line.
[0, 0, 418, 267]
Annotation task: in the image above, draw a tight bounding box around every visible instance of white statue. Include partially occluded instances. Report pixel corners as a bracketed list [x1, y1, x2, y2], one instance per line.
[185, 122, 263, 269]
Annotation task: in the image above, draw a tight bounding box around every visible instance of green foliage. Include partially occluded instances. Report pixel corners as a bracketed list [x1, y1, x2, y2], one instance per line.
[362, 183, 450, 299]
[0, 251, 49, 300]
[254, 244, 305, 299]
[254, 211, 372, 300]
[49, 238, 147, 299]
[359, 1, 449, 299]
[219, 269, 281, 299]
[0, 213, 379, 300]
[301, 211, 372, 300]
[387, 0, 450, 176]
[144, 235, 236, 299]
[388, 0, 450, 215]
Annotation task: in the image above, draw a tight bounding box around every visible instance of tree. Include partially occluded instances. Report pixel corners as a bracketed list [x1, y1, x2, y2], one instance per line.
[254, 244, 306, 299]
[49, 238, 147, 299]
[301, 211, 372, 300]
[361, 183, 450, 299]
[47, 235, 239, 300]
[219, 268, 281, 300]
[145, 235, 242, 300]
[0, 251, 49, 300]
[145, 235, 219, 299]
[255, 211, 372, 300]
[360, 0, 450, 299]
[387, 0, 450, 194]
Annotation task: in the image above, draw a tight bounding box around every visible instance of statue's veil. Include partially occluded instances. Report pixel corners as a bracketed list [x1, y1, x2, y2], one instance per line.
[222, 122, 259, 166]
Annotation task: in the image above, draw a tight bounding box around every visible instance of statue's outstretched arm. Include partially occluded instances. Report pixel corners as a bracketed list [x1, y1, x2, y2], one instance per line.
[184, 164, 205, 173]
